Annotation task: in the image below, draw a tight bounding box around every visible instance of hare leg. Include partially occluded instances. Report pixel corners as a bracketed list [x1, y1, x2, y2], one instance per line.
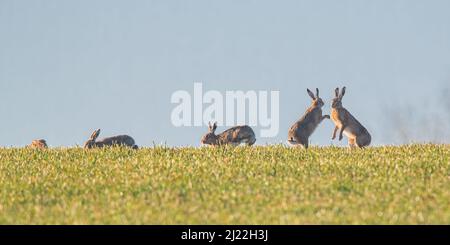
[339, 125, 347, 141]
[299, 137, 309, 149]
[321, 115, 330, 121]
[293, 135, 308, 149]
[332, 126, 338, 140]
[248, 136, 256, 146]
[348, 138, 357, 148]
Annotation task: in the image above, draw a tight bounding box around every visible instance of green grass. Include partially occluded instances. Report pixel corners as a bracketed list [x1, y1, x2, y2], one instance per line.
[0, 144, 449, 224]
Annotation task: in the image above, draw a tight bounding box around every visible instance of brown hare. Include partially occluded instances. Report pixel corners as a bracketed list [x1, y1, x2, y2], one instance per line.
[201, 122, 256, 146]
[84, 129, 138, 149]
[29, 139, 48, 149]
[331, 87, 371, 148]
[288, 88, 330, 148]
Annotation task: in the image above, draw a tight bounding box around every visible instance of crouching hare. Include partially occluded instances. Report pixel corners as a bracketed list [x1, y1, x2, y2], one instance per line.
[84, 129, 138, 149]
[201, 122, 256, 146]
[288, 88, 330, 148]
[331, 87, 371, 148]
[29, 139, 48, 149]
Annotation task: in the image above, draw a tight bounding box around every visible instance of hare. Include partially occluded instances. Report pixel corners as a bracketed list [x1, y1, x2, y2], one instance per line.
[29, 139, 48, 149]
[288, 88, 330, 148]
[84, 129, 138, 149]
[201, 122, 256, 146]
[331, 87, 371, 148]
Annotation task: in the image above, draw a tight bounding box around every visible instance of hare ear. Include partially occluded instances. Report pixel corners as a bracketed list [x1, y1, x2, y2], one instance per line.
[335, 87, 340, 98]
[212, 122, 217, 132]
[316, 88, 319, 98]
[90, 129, 100, 141]
[208, 122, 212, 131]
[307, 89, 315, 99]
[340, 86, 346, 99]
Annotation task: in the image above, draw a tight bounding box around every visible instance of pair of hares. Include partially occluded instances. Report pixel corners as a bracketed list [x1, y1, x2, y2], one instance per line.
[288, 87, 371, 148]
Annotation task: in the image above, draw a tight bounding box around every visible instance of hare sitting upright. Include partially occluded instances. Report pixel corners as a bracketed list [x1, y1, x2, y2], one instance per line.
[201, 122, 256, 146]
[331, 87, 371, 148]
[29, 139, 48, 149]
[288, 88, 330, 148]
[84, 129, 138, 149]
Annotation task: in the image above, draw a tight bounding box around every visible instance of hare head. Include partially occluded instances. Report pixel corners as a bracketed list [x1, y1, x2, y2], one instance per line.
[307, 88, 325, 108]
[201, 122, 218, 145]
[84, 129, 101, 149]
[331, 86, 346, 109]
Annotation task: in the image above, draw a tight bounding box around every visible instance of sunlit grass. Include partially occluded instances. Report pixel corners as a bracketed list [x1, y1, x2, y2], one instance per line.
[0, 144, 449, 224]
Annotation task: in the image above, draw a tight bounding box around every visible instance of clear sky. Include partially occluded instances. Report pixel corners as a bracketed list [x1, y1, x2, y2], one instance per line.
[1, 0, 449, 147]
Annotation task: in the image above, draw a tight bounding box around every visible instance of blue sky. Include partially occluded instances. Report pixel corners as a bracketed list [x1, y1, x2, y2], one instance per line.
[1, 0, 449, 147]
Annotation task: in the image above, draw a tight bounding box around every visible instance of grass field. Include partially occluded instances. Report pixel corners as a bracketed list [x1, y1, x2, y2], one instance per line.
[0, 144, 449, 224]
